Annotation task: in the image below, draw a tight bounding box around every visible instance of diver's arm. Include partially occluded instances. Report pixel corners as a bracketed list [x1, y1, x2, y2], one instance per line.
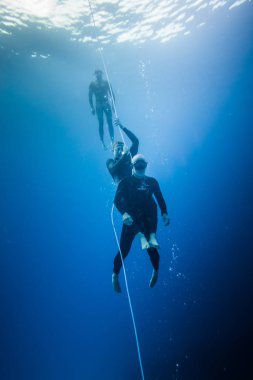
[126, 128, 139, 157]
[114, 179, 128, 214]
[88, 83, 95, 111]
[114, 179, 134, 225]
[117, 122, 139, 156]
[152, 178, 168, 216]
[106, 158, 120, 179]
[106, 155, 128, 179]
[106, 159, 118, 180]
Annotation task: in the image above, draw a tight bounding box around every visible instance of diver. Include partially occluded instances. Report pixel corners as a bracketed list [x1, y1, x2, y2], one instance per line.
[108, 120, 151, 261]
[106, 119, 139, 183]
[112, 154, 170, 293]
[89, 69, 115, 150]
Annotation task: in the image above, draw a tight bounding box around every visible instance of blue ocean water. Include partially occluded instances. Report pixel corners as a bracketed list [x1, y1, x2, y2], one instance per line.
[1, 2, 253, 379]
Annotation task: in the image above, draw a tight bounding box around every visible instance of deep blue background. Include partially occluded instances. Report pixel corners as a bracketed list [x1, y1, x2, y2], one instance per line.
[1, 5, 253, 380]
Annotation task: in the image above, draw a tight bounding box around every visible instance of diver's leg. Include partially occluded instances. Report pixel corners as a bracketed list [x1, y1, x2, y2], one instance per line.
[105, 106, 114, 143]
[147, 247, 160, 271]
[96, 106, 106, 149]
[147, 247, 160, 288]
[113, 224, 136, 275]
[112, 224, 136, 293]
[149, 233, 160, 249]
[130, 213, 150, 250]
[137, 232, 150, 250]
[135, 212, 154, 250]
[146, 208, 159, 248]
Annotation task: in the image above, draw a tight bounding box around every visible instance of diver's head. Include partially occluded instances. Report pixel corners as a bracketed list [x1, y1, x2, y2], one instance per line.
[132, 154, 147, 178]
[112, 141, 124, 159]
[94, 69, 103, 81]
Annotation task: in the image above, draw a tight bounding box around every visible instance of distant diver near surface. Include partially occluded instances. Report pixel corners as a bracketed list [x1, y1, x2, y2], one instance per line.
[112, 154, 170, 293]
[106, 118, 139, 183]
[89, 69, 115, 150]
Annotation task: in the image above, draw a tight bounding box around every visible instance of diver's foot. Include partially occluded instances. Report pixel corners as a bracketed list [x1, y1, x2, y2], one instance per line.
[149, 234, 160, 249]
[137, 232, 150, 250]
[112, 273, 121, 293]
[149, 269, 159, 288]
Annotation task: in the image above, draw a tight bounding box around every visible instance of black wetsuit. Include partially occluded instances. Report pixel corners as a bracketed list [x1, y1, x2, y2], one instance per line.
[89, 79, 114, 143]
[113, 175, 168, 275]
[106, 127, 139, 183]
[113, 224, 160, 275]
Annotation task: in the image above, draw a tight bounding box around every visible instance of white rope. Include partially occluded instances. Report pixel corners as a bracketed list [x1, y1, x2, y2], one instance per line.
[87, 1, 145, 379]
[110, 205, 145, 380]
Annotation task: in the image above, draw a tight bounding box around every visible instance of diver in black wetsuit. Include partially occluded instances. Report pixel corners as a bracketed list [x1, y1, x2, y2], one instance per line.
[112, 154, 170, 293]
[108, 120, 153, 270]
[106, 119, 139, 183]
[89, 69, 114, 149]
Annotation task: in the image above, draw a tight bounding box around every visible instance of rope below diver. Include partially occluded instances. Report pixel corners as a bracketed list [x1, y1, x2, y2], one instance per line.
[87, 1, 145, 379]
[110, 205, 145, 380]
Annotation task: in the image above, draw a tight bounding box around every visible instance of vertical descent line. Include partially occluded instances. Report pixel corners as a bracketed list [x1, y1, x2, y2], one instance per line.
[87, 1, 145, 379]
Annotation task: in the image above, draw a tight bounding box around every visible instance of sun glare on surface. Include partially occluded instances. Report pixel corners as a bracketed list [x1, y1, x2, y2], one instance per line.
[0, 0, 251, 44]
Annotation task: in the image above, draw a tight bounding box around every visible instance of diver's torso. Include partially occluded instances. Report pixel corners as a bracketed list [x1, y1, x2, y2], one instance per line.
[128, 176, 157, 213]
[92, 80, 110, 104]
